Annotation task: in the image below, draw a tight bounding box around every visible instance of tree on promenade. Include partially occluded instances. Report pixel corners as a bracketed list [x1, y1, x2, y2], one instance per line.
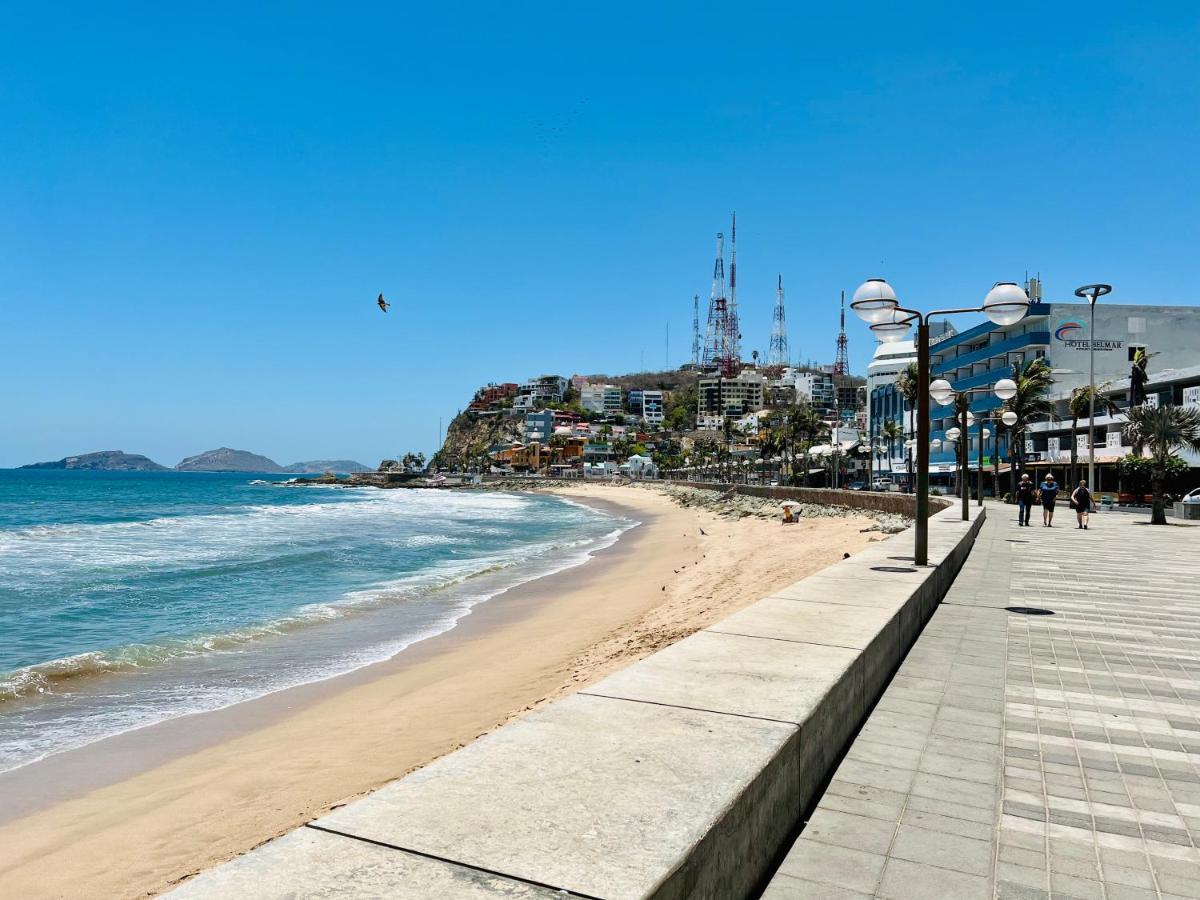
[1067, 383, 1119, 487]
[1004, 359, 1054, 497]
[789, 406, 826, 487]
[1121, 404, 1200, 525]
[895, 361, 919, 442]
[881, 420, 903, 468]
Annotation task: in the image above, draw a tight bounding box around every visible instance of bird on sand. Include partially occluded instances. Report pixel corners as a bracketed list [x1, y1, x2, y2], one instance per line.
[377, 293, 390, 313]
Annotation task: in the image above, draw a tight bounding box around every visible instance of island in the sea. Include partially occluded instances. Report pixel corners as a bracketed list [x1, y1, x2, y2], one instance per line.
[283, 459, 373, 474]
[19, 450, 168, 471]
[175, 448, 287, 473]
[19, 448, 371, 474]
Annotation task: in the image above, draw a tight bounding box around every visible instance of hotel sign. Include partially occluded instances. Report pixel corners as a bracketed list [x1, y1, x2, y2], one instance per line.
[1054, 321, 1124, 351]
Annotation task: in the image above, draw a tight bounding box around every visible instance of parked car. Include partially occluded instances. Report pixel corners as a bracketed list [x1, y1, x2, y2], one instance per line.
[847, 481, 866, 491]
[871, 478, 892, 491]
[1183, 487, 1200, 504]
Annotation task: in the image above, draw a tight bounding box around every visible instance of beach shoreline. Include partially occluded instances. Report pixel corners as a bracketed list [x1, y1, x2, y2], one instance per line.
[0, 483, 881, 899]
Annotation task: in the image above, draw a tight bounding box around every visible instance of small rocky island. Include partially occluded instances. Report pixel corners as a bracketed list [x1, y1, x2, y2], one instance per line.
[20, 447, 372, 475]
[175, 448, 287, 473]
[20, 450, 168, 471]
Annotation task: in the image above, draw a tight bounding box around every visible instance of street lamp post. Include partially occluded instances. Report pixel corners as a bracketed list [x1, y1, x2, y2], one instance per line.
[929, 380, 1018, 519]
[1074, 283, 1112, 494]
[853, 280, 1030, 564]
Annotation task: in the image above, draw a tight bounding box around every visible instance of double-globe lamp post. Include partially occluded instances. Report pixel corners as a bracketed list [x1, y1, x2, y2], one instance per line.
[928, 385, 1020, 515]
[850, 280, 1030, 566]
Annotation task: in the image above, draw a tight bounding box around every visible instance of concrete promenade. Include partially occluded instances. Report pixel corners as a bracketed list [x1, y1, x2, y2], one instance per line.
[766, 505, 1200, 899]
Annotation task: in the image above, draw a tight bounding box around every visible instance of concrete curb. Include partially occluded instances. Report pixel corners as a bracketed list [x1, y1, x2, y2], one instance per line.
[168, 504, 986, 899]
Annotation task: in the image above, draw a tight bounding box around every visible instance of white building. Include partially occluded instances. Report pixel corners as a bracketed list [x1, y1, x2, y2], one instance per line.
[581, 384, 623, 415]
[791, 371, 836, 410]
[620, 454, 658, 479]
[637, 390, 665, 426]
[697, 370, 766, 427]
[519, 375, 568, 405]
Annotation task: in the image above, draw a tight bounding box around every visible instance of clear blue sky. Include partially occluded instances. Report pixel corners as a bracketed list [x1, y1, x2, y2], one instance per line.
[3, 4, 1198, 467]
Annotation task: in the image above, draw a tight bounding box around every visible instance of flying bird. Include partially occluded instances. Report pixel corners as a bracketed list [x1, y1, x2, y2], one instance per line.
[377, 293, 390, 313]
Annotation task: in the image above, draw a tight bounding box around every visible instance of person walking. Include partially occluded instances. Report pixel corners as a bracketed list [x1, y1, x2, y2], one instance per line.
[1071, 480, 1094, 530]
[1015, 473, 1036, 526]
[1039, 474, 1059, 527]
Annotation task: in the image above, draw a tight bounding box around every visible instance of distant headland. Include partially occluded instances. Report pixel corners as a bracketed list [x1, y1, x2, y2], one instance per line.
[18, 448, 371, 474]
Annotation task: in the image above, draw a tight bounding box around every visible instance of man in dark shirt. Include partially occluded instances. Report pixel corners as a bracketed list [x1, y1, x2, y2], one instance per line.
[1071, 480, 1094, 529]
[1039, 475, 1059, 526]
[1015, 473, 1036, 526]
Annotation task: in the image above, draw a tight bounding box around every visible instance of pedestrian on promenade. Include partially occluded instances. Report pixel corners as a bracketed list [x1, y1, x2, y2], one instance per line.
[1071, 480, 1094, 530]
[1039, 474, 1059, 527]
[1015, 473, 1035, 526]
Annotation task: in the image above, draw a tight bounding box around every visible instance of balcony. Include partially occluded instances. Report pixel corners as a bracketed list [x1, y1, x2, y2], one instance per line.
[932, 331, 1050, 376]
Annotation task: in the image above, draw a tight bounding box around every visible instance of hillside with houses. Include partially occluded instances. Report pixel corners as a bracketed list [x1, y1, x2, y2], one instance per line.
[430, 366, 869, 486]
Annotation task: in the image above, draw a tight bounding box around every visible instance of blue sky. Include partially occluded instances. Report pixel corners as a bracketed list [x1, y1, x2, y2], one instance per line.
[2, 4, 1198, 467]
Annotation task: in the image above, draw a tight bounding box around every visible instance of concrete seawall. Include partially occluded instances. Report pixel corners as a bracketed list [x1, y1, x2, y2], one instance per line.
[169, 503, 985, 899]
[664, 480, 952, 518]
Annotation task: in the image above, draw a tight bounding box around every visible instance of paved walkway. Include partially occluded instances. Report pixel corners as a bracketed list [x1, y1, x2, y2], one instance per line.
[765, 504, 1200, 900]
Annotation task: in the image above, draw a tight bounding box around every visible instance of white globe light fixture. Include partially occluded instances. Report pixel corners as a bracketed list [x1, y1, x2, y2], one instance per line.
[929, 379, 955, 406]
[982, 427, 992, 439]
[966, 411, 976, 427]
[870, 308, 916, 343]
[1001, 410, 1018, 427]
[993, 377, 1017, 401]
[930, 438, 943, 449]
[851, 278, 899, 324]
[982, 282, 1030, 327]
[945, 427, 961, 441]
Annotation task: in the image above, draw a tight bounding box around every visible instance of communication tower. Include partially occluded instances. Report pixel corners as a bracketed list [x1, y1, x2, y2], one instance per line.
[768, 274, 789, 367]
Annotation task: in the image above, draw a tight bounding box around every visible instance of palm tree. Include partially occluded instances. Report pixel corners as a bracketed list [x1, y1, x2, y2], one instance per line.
[1067, 382, 1120, 487]
[880, 420, 904, 469]
[894, 362, 920, 489]
[790, 407, 827, 486]
[1004, 359, 1055, 497]
[1122, 404, 1200, 525]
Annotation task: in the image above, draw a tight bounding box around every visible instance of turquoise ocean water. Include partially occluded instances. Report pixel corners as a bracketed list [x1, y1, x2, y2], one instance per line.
[0, 470, 632, 772]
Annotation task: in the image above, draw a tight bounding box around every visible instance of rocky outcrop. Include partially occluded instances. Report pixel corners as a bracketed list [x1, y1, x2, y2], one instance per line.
[433, 410, 524, 469]
[175, 448, 285, 473]
[283, 460, 373, 474]
[20, 450, 168, 471]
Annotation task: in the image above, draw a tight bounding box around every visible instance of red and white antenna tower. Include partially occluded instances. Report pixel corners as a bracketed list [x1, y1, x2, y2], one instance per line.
[701, 215, 742, 377]
[833, 289, 849, 378]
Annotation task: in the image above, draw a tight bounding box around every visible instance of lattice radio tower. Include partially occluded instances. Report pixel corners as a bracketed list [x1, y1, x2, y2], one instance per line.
[727, 212, 741, 370]
[833, 289, 849, 378]
[691, 294, 701, 366]
[768, 273, 789, 367]
[701, 232, 729, 372]
[701, 216, 742, 376]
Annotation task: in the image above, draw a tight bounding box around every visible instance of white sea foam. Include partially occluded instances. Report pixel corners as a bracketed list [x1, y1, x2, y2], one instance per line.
[0, 491, 636, 772]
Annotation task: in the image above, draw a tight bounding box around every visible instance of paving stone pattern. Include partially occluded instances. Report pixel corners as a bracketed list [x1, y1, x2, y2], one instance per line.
[765, 506, 1200, 900]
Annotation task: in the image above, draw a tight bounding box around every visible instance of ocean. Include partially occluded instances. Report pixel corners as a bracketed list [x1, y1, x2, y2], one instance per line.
[0, 470, 632, 773]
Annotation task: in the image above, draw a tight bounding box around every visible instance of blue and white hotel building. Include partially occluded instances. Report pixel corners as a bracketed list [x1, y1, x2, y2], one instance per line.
[870, 287, 1200, 489]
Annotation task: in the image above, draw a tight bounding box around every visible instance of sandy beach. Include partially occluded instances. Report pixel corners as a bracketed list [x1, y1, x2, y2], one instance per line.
[0, 483, 879, 899]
